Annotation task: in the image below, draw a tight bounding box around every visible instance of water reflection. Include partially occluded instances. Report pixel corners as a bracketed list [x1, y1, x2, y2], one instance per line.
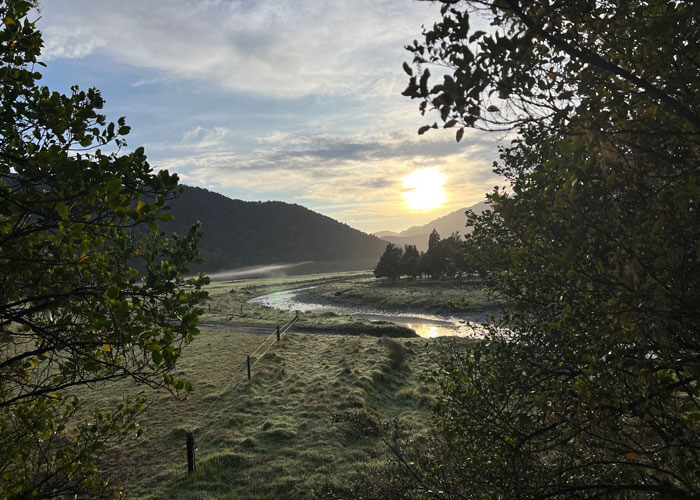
[405, 323, 439, 338]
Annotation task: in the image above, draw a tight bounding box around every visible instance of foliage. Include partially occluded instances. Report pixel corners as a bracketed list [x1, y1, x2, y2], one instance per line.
[403, 0, 700, 498]
[374, 243, 404, 280]
[400, 244, 421, 279]
[375, 232, 467, 281]
[0, 1, 207, 497]
[462, 207, 512, 279]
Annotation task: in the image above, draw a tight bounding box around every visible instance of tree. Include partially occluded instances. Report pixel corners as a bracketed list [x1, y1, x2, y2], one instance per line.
[374, 243, 404, 280]
[398, 1, 700, 498]
[462, 207, 512, 278]
[400, 244, 421, 279]
[0, 2, 208, 497]
[435, 232, 463, 278]
[427, 228, 440, 251]
[420, 229, 442, 278]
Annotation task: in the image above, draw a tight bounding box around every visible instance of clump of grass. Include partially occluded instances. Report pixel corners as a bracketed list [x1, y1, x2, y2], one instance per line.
[379, 338, 407, 369]
[194, 452, 251, 482]
[332, 408, 383, 440]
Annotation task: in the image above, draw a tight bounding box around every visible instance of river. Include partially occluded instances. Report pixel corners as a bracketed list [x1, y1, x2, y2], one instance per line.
[248, 285, 490, 338]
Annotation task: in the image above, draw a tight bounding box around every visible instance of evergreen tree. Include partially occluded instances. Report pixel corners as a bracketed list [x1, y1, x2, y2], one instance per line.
[400, 244, 421, 279]
[374, 243, 403, 280]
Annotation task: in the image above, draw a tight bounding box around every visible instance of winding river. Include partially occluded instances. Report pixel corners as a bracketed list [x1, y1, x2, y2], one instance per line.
[248, 285, 490, 338]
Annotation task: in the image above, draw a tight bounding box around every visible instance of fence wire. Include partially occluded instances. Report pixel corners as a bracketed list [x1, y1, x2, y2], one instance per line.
[191, 314, 299, 445]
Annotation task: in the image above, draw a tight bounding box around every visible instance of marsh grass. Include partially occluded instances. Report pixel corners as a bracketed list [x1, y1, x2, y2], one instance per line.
[63, 272, 479, 498]
[306, 276, 497, 314]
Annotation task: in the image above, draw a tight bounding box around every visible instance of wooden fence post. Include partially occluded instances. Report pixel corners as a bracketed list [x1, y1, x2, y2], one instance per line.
[186, 432, 196, 473]
[247, 355, 251, 380]
[276, 325, 280, 342]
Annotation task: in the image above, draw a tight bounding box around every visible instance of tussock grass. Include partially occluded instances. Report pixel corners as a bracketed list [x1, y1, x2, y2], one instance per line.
[91, 324, 446, 499]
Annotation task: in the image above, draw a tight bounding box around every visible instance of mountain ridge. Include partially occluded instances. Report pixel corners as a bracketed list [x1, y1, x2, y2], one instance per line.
[161, 185, 387, 274]
[374, 200, 489, 251]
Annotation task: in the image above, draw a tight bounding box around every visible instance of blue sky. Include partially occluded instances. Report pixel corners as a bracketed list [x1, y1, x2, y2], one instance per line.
[35, 0, 501, 234]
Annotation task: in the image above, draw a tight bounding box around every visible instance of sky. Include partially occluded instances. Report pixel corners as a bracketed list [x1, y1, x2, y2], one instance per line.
[35, 0, 502, 234]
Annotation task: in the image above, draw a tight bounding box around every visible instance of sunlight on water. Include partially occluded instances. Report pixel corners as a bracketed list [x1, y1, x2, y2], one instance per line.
[404, 323, 439, 338]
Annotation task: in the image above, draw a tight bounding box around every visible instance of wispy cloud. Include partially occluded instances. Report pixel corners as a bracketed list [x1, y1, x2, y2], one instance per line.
[38, 0, 439, 99]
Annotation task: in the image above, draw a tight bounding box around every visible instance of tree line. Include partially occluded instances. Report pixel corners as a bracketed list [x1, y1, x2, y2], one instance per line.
[374, 229, 464, 280]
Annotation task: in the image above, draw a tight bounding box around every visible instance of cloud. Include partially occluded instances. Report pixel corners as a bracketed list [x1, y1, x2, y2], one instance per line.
[152, 127, 500, 222]
[176, 126, 232, 151]
[37, 0, 440, 99]
[34, 1, 502, 233]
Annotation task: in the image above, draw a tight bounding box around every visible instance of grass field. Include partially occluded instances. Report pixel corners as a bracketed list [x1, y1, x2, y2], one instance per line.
[67, 272, 484, 498]
[92, 326, 446, 499]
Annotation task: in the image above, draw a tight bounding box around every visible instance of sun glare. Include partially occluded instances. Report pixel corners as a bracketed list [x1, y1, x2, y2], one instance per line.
[403, 167, 447, 211]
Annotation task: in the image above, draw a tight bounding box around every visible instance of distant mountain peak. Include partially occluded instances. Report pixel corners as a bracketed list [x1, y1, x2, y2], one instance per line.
[372, 200, 489, 252]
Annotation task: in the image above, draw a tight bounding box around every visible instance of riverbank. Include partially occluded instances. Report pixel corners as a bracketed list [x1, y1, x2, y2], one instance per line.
[201, 272, 498, 338]
[199, 272, 416, 338]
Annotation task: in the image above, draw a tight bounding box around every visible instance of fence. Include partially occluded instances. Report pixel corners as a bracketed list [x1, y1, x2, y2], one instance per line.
[185, 314, 299, 473]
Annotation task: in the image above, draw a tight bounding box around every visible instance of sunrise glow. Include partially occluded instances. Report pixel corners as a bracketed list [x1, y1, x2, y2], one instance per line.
[402, 167, 447, 211]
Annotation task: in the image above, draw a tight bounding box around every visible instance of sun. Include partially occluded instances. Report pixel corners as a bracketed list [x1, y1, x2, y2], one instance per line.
[402, 167, 447, 211]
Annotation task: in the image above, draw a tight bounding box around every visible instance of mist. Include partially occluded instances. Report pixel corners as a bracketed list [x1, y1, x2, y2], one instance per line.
[205, 262, 313, 281]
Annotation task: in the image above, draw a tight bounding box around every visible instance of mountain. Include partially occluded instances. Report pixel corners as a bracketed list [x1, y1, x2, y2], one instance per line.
[161, 186, 388, 274]
[374, 200, 489, 252]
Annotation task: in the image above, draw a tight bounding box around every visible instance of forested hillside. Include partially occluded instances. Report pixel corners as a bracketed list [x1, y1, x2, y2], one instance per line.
[162, 186, 387, 272]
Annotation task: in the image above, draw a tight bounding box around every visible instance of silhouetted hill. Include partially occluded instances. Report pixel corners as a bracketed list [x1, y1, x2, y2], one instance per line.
[374, 200, 489, 252]
[161, 186, 387, 274]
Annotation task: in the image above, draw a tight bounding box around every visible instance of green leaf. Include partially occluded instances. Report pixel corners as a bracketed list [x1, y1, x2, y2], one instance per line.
[105, 178, 122, 193]
[151, 350, 162, 364]
[56, 202, 69, 219]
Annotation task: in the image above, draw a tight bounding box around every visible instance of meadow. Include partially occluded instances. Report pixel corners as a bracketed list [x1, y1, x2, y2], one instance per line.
[79, 272, 487, 498]
[96, 329, 450, 498]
